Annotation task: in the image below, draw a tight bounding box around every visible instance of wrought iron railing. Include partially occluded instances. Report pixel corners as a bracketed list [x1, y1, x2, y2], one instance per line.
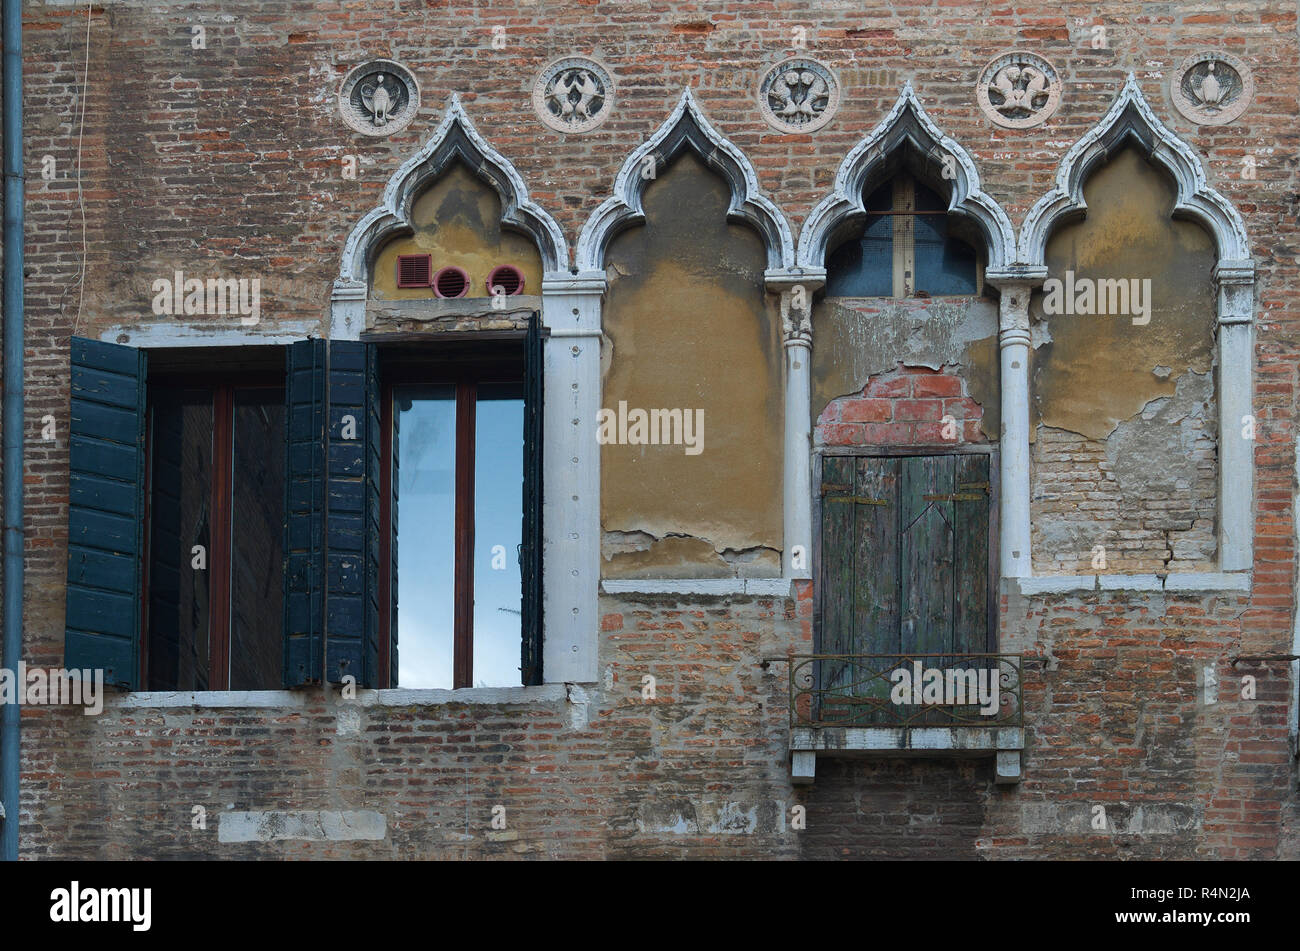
[790, 653, 1023, 729]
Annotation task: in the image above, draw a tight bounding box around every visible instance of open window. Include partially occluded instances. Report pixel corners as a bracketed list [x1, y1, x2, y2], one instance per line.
[64, 321, 545, 692]
[375, 316, 544, 689]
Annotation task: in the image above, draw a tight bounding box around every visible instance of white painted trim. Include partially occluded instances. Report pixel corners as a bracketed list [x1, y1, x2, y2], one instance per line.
[1015, 573, 1251, 596]
[115, 690, 308, 708]
[575, 88, 795, 271]
[1019, 73, 1250, 267]
[790, 726, 1024, 753]
[99, 322, 316, 348]
[541, 286, 603, 682]
[1017, 73, 1255, 578]
[601, 578, 792, 597]
[798, 83, 1016, 272]
[357, 684, 571, 706]
[337, 94, 568, 283]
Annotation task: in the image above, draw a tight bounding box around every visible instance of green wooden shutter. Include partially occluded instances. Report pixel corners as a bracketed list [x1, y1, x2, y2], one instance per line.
[387, 392, 399, 687]
[283, 339, 327, 687]
[325, 340, 381, 687]
[818, 454, 992, 720]
[65, 337, 147, 689]
[520, 312, 545, 686]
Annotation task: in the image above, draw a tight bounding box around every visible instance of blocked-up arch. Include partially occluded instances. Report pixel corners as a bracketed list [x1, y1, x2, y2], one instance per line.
[1017, 73, 1255, 577]
[1019, 73, 1250, 270]
[798, 83, 1016, 273]
[337, 94, 568, 283]
[575, 88, 795, 272]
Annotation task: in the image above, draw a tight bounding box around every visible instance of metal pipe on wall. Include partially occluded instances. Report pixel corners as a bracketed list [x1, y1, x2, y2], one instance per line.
[1, 0, 24, 862]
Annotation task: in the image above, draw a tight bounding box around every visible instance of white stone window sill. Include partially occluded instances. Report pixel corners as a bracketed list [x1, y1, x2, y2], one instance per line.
[115, 683, 588, 709]
[1015, 572, 1251, 595]
[601, 578, 795, 596]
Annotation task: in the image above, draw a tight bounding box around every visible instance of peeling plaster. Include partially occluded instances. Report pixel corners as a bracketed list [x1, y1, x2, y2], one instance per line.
[1107, 371, 1215, 498]
[370, 162, 544, 300]
[1029, 147, 1216, 444]
[811, 295, 1000, 438]
[600, 154, 783, 574]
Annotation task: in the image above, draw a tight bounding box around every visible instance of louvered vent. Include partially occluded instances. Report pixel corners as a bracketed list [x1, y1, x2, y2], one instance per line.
[396, 254, 432, 288]
[486, 264, 525, 297]
[433, 266, 470, 299]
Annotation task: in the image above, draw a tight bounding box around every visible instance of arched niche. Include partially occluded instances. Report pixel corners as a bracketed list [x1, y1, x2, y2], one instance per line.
[369, 162, 544, 301]
[1021, 75, 1253, 576]
[803, 86, 1009, 448]
[336, 95, 567, 294]
[598, 153, 783, 578]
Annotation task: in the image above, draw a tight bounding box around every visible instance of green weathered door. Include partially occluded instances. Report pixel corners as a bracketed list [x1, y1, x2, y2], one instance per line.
[818, 453, 992, 723]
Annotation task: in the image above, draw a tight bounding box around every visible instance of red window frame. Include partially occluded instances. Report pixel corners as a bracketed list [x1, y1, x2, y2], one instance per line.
[378, 362, 522, 690]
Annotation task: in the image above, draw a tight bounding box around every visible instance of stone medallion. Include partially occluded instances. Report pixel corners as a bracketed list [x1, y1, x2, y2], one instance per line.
[1171, 52, 1253, 126]
[532, 57, 614, 134]
[976, 51, 1062, 129]
[759, 57, 840, 133]
[339, 59, 419, 136]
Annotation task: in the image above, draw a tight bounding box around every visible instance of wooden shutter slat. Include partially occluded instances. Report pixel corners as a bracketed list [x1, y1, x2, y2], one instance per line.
[953, 454, 991, 654]
[283, 339, 326, 687]
[818, 456, 856, 700]
[520, 312, 545, 686]
[899, 454, 955, 656]
[324, 340, 381, 686]
[65, 336, 147, 689]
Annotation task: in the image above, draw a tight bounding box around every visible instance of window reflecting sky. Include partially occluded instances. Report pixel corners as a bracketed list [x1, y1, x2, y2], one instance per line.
[394, 385, 523, 689]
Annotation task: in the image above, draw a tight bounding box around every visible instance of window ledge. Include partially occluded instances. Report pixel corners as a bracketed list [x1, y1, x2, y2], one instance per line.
[791, 725, 1024, 754]
[1015, 572, 1251, 595]
[357, 684, 571, 706]
[117, 690, 308, 709]
[601, 578, 793, 597]
[789, 726, 1024, 785]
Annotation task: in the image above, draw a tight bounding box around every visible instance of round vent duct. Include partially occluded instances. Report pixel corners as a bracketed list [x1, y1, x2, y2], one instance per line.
[433, 266, 469, 299]
[486, 264, 525, 297]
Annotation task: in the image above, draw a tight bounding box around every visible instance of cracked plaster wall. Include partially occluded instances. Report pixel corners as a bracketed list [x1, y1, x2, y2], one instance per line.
[1028, 148, 1218, 574]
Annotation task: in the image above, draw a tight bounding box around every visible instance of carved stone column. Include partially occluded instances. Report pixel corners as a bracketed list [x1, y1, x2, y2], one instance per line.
[985, 272, 1043, 579]
[767, 268, 824, 580]
[1215, 261, 1255, 572]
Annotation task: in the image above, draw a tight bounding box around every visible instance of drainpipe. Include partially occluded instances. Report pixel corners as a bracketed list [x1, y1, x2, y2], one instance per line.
[1, 0, 23, 862]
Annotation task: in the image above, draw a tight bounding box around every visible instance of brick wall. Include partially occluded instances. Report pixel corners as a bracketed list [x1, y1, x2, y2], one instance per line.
[5, 0, 1299, 858]
[816, 364, 987, 448]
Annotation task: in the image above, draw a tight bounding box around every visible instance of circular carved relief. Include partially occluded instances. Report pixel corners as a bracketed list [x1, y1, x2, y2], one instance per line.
[976, 51, 1062, 129]
[1171, 52, 1253, 126]
[339, 59, 419, 136]
[532, 57, 614, 134]
[758, 58, 840, 133]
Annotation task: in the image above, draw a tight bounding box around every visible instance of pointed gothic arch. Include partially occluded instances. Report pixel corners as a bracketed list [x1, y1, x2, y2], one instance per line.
[798, 83, 1016, 273]
[336, 94, 568, 285]
[574, 88, 795, 272]
[1018, 73, 1250, 270]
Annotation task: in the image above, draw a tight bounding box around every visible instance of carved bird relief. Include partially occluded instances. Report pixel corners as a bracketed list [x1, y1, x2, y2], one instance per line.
[361, 74, 394, 125]
[1194, 62, 1226, 106]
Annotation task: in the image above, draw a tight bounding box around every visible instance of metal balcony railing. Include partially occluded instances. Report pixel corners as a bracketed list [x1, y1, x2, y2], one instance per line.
[790, 653, 1023, 729]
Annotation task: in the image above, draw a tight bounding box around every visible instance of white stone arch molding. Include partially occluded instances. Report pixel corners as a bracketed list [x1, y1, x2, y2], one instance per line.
[574, 87, 796, 274]
[1018, 72, 1250, 267]
[1018, 72, 1256, 578]
[332, 94, 569, 335]
[797, 82, 1016, 273]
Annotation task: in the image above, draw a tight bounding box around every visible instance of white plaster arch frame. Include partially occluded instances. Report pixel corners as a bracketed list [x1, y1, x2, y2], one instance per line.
[1018, 72, 1256, 578]
[574, 88, 796, 272]
[335, 93, 568, 290]
[1018, 73, 1250, 267]
[797, 82, 1017, 273]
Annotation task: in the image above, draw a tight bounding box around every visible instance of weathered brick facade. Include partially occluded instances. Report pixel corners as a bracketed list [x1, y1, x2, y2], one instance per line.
[4, 0, 1299, 859]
